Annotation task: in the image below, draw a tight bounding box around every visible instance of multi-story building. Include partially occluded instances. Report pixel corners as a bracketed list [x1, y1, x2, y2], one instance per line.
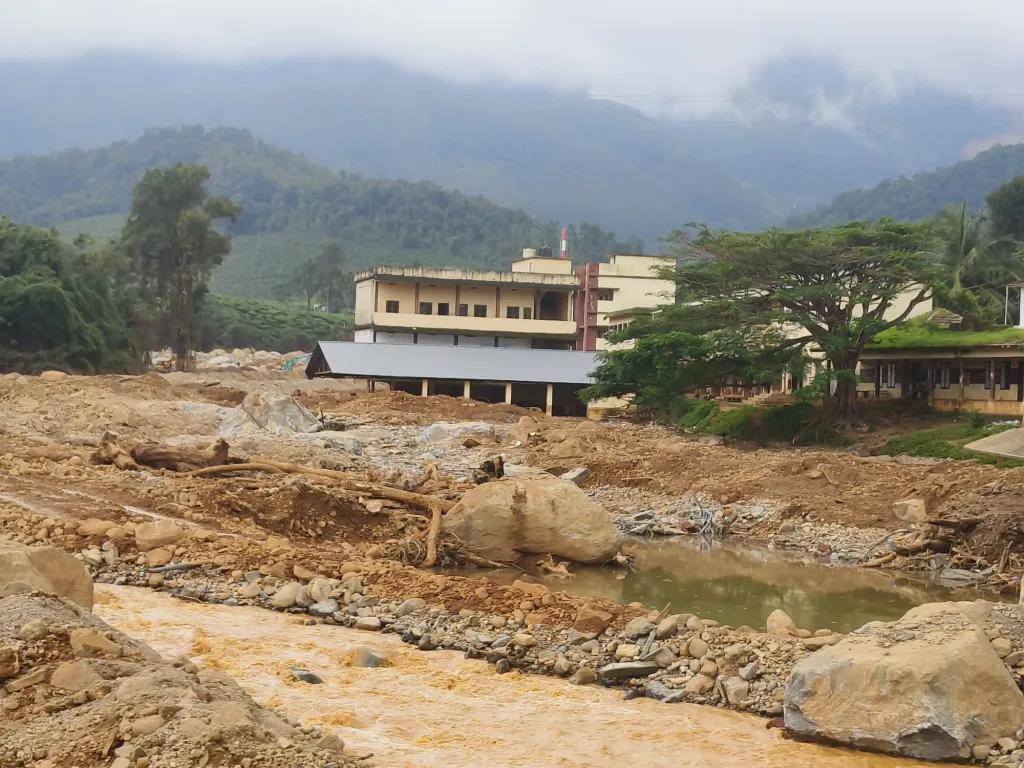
[574, 254, 676, 350]
[352, 249, 674, 351]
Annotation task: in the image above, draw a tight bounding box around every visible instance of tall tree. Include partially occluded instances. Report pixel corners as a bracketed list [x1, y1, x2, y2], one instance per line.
[316, 241, 351, 313]
[929, 203, 1017, 322]
[587, 221, 939, 419]
[987, 176, 1024, 242]
[121, 164, 241, 370]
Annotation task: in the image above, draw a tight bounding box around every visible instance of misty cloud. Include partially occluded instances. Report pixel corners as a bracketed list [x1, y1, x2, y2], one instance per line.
[4, 0, 1024, 117]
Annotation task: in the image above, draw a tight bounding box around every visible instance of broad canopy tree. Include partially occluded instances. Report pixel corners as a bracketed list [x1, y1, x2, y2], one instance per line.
[121, 164, 241, 371]
[584, 220, 939, 418]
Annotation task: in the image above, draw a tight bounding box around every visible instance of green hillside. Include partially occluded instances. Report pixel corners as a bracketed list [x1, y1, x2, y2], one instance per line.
[790, 144, 1024, 228]
[3, 126, 643, 299]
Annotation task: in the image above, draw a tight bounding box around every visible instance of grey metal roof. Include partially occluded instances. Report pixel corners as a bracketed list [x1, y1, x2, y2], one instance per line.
[307, 341, 598, 385]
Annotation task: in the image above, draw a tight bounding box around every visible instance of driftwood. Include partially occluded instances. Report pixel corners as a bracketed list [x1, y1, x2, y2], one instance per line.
[190, 458, 456, 513]
[863, 552, 897, 568]
[191, 462, 286, 477]
[926, 517, 983, 530]
[421, 501, 444, 568]
[90, 431, 138, 470]
[130, 438, 233, 472]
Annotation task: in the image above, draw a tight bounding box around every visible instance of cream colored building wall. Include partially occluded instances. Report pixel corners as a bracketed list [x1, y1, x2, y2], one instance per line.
[374, 282, 417, 314]
[511, 257, 574, 275]
[354, 280, 374, 325]
[460, 286, 498, 317]
[499, 288, 536, 318]
[602, 254, 675, 278]
[417, 283, 458, 311]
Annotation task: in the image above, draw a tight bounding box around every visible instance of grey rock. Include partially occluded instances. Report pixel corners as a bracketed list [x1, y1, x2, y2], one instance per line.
[417, 634, 437, 651]
[568, 666, 597, 686]
[739, 662, 762, 682]
[495, 659, 511, 674]
[566, 628, 597, 645]
[560, 468, 592, 486]
[553, 657, 574, 677]
[354, 617, 382, 631]
[308, 600, 340, 618]
[351, 646, 390, 668]
[648, 647, 678, 668]
[579, 640, 600, 654]
[396, 597, 427, 617]
[598, 661, 660, 681]
[721, 676, 749, 705]
[644, 681, 688, 704]
[289, 668, 323, 685]
[623, 617, 656, 639]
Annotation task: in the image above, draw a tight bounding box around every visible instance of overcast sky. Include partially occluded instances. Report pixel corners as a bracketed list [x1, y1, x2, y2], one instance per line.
[4, 1, 1024, 117]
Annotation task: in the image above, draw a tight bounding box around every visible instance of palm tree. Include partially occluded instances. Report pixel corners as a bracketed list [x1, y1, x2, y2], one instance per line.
[931, 203, 1023, 321]
[934, 203, 1001, 292]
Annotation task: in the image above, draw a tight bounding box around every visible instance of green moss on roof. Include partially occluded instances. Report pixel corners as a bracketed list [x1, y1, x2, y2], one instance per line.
[869, 320, 1024, 350]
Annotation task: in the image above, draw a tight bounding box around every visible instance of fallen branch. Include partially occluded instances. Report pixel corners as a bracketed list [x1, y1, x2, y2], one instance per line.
[862, 552, 897, 568]
[421, 501, 443, 568]
[190, 463, 287, 477]
[148, 562, 207, 574]
[926, 517, 983, 530]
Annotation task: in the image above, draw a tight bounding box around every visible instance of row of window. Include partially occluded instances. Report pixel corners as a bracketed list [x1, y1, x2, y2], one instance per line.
[383, 300, 534, 319]
[865, 362, 1014, 390]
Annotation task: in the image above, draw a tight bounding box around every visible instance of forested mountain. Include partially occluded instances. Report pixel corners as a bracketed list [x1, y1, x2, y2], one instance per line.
[0, 126, 642, 298]
[790, 144, 1024, 228]
[0, 55, 784, 237]
[2, 55, 1018, 236]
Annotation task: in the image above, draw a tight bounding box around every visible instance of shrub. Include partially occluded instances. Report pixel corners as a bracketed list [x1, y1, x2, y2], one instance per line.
[707, 406, 759, 439]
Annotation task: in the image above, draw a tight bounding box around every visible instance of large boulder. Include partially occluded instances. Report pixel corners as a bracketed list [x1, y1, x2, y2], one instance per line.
[784, 601, 1024, 761]
[441, 476, 621, 563]
[220, 393, 320, 437]
[418, 422, 496, 445]
[134, 520, 186, 552]
[0, 541, 93, 610]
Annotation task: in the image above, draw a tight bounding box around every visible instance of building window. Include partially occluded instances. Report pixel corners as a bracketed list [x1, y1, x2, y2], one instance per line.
[940, 363, 951, 389]
[506, 306, 520, 319]
[860, 367, 875, 384]
[597, 289, 614, 301]
[456, 304, 468, 317]
[523, 307, 532, 320]
[437, 303, 450, 316]
[474, 304, 487, 318]
[885, 363, 896, 388]
[1002, 361, 1012, 390]
[419, 302, 432, 315]
[970, 368, 987, 386]
[385, 300, 400, 313]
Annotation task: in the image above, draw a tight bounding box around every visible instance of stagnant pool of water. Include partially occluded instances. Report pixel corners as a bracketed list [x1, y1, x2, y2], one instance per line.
[452, 539, 1013, 634]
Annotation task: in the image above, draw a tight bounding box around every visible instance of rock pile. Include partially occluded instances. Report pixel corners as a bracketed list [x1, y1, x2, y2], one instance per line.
[0, 592, 353, 768]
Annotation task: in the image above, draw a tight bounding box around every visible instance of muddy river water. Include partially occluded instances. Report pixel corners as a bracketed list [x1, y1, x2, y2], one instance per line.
[96, 585, 949, 768]
[461, 539, 1012, 634]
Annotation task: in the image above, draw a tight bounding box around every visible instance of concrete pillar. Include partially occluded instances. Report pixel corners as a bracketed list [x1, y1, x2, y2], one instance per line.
[545, 383, 554, 416]
[505, 382, 513, 404]
[462, 381, 471, 399]
[992, 359, 998, 400]
[421, 379, 429, 397]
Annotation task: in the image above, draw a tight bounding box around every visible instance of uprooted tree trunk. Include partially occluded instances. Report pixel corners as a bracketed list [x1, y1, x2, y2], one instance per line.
[91, 432, 239, 472]
[130, 438, 232, 471]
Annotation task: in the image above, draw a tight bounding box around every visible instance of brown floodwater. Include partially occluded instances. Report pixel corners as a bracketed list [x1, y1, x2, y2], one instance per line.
[96, 585, 950, 768]
[453, 539, 1012, 634]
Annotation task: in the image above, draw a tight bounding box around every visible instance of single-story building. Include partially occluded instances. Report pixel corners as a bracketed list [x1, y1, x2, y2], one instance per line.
[858, 313, 1024, 415]
[305, 340, 597, 416]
